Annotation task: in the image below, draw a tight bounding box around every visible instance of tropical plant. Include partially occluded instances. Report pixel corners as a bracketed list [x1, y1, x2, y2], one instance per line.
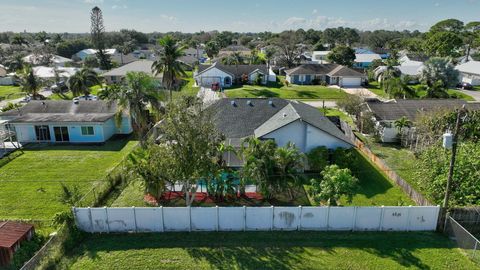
[274, 142, 304, 200]
[1, 102, 22, 112]
[309, 165, 358, 206]
[20, 66, 41, 98]
[152, 35, 187, 100]
[425, 80, 449, 98]
[6, 53, 25, 72]
[35, 31, 49, 46]
[421, 57, 459, 88]
[205, 40, 219, 59]
[306, 146, 329, 172]
[58, 183, 83, 206]
[99, 71, 162, 140]
[382, 77, 415, 99]
[394, 116, 413, 132]
[67, 68, 100, 96]
[10, 34, 29, 46]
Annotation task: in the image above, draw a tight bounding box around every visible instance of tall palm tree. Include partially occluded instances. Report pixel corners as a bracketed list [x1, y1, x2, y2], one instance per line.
[20, 66, 41, 98]
[67, 68, 101, 96]
[394, 116, 413, 141]
[152, 35, 187, 101]
[99, 72, 163, 142]
[10, 34, 28, 47]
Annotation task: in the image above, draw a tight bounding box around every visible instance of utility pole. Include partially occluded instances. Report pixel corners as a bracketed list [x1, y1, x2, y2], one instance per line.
[443, 105, 466, 209]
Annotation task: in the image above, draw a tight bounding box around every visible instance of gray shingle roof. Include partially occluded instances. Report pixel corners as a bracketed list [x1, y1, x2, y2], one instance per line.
[0, 100, 118, 123]
[208, 98, 351, 145]
[285, 64, 364, 77]
[366, 99, 469, 121]
[197, 64, 269, 78]
[102, 60, 161, 78]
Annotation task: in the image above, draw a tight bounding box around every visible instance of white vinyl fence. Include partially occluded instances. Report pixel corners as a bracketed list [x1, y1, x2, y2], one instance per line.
[73, 206, 440, 233]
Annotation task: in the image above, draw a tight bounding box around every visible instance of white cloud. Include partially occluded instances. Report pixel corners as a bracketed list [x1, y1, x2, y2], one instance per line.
[159, 14, 177, 22]
[312, 9, 318, 15]
[84, 0, 104, 3]
[283, 17, 307, 28]
[434, 2, 440, 7]
[112, 4, 127, 9]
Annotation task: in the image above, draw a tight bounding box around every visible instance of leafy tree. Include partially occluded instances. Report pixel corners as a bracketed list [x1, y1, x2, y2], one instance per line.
[99, 72, 162, 140]
[421, 57, 459, 87]
[67, 68, 100, 96]
[416, 142, 480, 206]
[158, 97, 225, 205]
[205, 40, 220, 59]
[20, 66, 41, 98]
[83, 55, 99, 68]
[337, 94, 363, 117]
[152, 35, 187, 100]
[464, 21, 480, 61]
[394, 116, 413, 132]
[306, 146, 329, 172]
[425, 80, 450, 98]
[327, 45, 356, 67]
[424, 32, 463, 57]
[56, 39, 91, 58]
[90, 6, 111, 70]
[274, 142, 304, 200]
[383, 77, 415, 99]
[6, 53, 25, 72]
[273, 31, 300, 68]
[10, 34, 28, 46]
[35, 31, 49, 46]
[309, 165, 358, 206]
[429, 19, 465, 34]
[264, 46, 276, 69]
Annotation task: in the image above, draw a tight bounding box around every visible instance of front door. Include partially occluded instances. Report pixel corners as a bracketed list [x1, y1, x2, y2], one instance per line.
[53, 126, 69, 142]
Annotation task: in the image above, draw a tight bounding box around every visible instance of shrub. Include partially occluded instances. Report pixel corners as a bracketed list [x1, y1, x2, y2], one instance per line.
[309, 165, 359, 206]
[331, 148, 359, 173]
[306, 146, 329, 172]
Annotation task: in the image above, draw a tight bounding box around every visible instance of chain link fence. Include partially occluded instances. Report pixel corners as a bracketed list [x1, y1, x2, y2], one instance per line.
[445, 215, 480, 264]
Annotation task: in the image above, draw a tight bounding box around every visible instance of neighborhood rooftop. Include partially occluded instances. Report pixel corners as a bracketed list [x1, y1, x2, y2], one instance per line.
[0, 100, 118, 123]
[102, 60, 160, 78]
[197, 63, 269, 77]
[285, 63, 365, 77]
[366, 99, 479, 121]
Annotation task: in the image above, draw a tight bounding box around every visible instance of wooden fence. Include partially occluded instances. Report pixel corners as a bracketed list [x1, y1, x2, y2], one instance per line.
[340, 121, 432, 206]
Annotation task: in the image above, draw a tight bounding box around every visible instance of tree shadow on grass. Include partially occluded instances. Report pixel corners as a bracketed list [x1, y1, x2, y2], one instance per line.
[23, 135, 132, 152]
[72, 231, 459, 270]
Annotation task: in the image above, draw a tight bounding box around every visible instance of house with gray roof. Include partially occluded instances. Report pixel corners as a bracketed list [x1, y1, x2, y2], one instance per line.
[0, 100, 132, 143]
[285, 64, 366, 87]
[208, 98, 353, 167]
[102, 60, 162, 84]
[194, 62, 276, 87]
[365, 99, 478, 142]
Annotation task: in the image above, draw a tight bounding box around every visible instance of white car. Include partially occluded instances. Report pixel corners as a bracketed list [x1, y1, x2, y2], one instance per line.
[73, 95, 98, 101]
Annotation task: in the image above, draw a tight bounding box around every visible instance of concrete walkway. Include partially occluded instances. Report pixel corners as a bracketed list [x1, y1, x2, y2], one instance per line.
[457, 89, 480, 102]
[296, 100, 337, 108]
[197, 87, 225, 106]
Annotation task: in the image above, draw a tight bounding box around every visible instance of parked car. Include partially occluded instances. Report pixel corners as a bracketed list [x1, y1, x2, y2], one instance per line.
[457, 82, 473, 90]
[73, 94, 98, 101]
[50, 81, 68, 93]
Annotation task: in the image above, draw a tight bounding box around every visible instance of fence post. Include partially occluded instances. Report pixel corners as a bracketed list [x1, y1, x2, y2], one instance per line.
[271, 206, 275, 231]
[93, 187, 97, 203]
[216, 206, 219, 232]
[444, 211, 450, 233]
[406, 205, 412, 231]
[88, 207, 93, 232]
[243, 206, 246, 232]
[298, 206, 302, 231]
[352, 206, 358, 231]
[161, 206, 165, 232]
[326, 206, 330, 231]
[473, 241, 478, 260]
[104, 207, 110, 233]
[132, 206, 137, 233]
[379, 206, 385, 231]
[188, 206, 192, 232]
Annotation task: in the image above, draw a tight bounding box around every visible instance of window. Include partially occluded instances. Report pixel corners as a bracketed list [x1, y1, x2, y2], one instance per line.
[81, 126, 94, 136]
[35, 125, 50, 141]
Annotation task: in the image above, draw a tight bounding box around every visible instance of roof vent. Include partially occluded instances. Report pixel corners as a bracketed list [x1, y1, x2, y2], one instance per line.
[73, 99, 79, 105]
[268, 100, 274, 107]
[283, 113, 287, 118]
[230, 100, 236, 106]
[247, 100, 252, 106]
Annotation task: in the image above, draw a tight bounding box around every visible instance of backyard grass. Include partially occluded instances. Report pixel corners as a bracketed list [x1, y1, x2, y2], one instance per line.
[366, 81, 475, 101]
[225, 81, 347, 100]
[0, 138, 137, 220]
[0, 85, 25, 100]
[321, 107, 355, 126]
[178, 71, 200, 96]
[67, 231, 478, 270]
[305, 149, 414, 206]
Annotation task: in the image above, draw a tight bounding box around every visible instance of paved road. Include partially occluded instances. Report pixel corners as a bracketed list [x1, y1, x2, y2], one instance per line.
[457, 89, 480, 102]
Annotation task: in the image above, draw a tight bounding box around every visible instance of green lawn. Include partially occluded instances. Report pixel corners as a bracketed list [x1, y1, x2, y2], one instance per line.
[367, 81, 475, 101]
[367, 141, 421, 192]
[322, 108, 355, 126]
[225, 81, 347, 100]
[0, 138, 137, 220]
[0, 85, 25, 100]
[67, 231, 478, 270]
[178, 71, 200, 96]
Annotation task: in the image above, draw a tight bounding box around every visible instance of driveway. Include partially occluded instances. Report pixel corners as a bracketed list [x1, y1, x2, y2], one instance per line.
[341, 87, 379, 99]
[457, 89, 480, 102]
[296, 100, 337, 108]
[197, 87, 225, 105]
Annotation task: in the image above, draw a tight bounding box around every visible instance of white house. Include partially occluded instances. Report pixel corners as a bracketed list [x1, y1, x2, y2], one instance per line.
[456, 60, 480, 86]
[353, 53, 382, 68]
[209, 98, 353, 167]
[194, 63, 276, 87]
[311, 51, 331, 64]
[32, 66, 79, 80]
[102, 60, 162, 84]
[74, 48, 136, 65]
[285, 64, 366, 87]
[23, 54, 73, 67]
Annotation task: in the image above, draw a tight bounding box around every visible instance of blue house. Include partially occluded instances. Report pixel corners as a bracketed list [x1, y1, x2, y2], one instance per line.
[0, 100, 133, 143]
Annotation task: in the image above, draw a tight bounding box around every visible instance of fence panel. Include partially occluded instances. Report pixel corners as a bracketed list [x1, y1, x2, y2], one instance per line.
[218, 207, 244, 231]
[299, 207, 328, 230]
[273, 207, 301, 230]
[163, 207, 189, 231]
[73, 206, 440, 233]
[355, 207, 382, 231]
[445, 216, 480, 264]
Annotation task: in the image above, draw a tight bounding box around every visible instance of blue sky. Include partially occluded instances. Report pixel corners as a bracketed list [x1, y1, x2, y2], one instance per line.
[1, 0, 479, 33]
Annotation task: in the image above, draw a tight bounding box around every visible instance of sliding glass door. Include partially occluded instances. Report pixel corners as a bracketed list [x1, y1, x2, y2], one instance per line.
[53, 126, 69, 142]
[34, 125, 51, 141]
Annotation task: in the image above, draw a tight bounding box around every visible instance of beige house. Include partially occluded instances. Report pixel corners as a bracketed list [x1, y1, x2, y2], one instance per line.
[102, 60, 162, 84]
